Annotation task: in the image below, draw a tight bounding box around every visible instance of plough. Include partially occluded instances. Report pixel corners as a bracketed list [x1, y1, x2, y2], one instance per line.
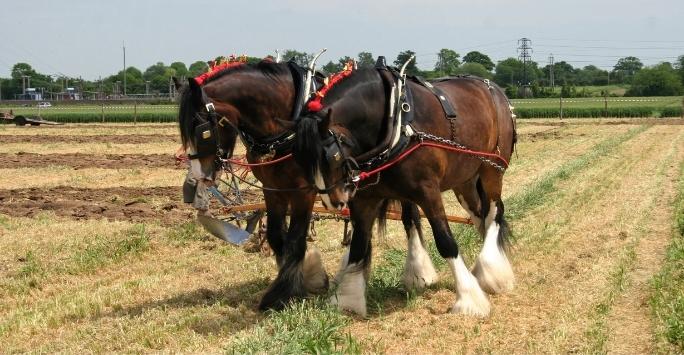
[196, 163, 472, 245]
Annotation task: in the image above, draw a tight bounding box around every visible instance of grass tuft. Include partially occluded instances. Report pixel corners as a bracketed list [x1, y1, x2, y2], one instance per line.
[650, 161, 684, 352]
[67, 224, 150, 274]
[227, 299, 360, 354]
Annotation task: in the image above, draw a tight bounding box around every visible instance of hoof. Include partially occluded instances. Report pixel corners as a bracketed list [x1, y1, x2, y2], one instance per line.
[472, 253, 515, 295]
[302, 246, 329, 295]
[329, 269, 367, 317]
[450, 287, 491, 317]
[402, 258, 438, 290]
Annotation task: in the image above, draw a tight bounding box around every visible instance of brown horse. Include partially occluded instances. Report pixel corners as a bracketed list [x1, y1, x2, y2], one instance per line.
[177, 60, 329, 310]
[293, 67, 517, 317]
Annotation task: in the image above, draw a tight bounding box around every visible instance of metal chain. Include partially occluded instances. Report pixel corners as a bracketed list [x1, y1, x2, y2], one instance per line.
[415, 131, 507, 172]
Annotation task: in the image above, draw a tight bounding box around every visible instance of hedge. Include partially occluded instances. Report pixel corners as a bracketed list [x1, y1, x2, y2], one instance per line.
[32, 112, 177, 123]
[514, 106, 683, 119]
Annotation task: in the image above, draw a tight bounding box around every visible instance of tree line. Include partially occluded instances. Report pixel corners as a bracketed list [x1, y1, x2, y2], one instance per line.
[1, 49, 683, 99]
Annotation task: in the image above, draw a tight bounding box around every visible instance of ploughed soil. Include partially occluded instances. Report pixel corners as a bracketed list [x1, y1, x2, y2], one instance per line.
[0, 186, 263, 225]
[0, 134, 179, 144]
[2, 152, 183, 169]
[0, 186, 191, 225]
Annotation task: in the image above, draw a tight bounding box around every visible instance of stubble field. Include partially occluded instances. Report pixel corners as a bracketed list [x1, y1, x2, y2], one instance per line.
[1, 119, 683, 353]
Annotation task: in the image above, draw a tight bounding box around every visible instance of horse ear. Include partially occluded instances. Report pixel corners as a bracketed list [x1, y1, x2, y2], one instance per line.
[317, 108, 332, 135]
[187, 78, 203, 106]
[172, 77, 183, 91]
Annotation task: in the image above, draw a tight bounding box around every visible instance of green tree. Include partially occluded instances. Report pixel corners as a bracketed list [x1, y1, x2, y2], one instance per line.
[188, 61, 209, 77]
[321, 61, 341, 75]
[143, 62, 175, 93]
[434, 48, 460, 76]
[626, 62, 683, 96]
[357, 52, 375, 69]
[394, 50, 419, 76]
[282, 49, 312, 67]
[676, 55, 684, 84]
[169, 62, 188, 79]
[494, 58, 540, 87]
[576, 65, 609, 86]
[463, 51, 495, 71]
[455, 62, 493, 79]
[540, 61, 577, 86]
[612, 56, 643, 84]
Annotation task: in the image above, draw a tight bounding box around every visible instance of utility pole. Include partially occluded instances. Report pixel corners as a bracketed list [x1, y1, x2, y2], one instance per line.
[548, 53, 555, 88]
[517, 38, 533, 97]
[145, 81, 150, 96]
[123, 42, 127, 97]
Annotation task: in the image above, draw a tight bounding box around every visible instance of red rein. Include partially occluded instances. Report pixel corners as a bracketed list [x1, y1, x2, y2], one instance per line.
[355, 142, 510, 182]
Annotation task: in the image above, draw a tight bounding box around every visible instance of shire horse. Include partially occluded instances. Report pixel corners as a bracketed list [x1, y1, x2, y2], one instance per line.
[177, 60, 329, 310]
[293, 68, 517, 317]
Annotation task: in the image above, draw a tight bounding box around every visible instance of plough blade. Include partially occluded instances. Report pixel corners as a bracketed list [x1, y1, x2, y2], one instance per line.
[197, 214, 250, 245]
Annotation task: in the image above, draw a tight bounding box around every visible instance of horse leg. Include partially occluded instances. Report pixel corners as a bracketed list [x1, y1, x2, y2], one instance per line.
[330, 197, 382, 317]
[400, 201, 438, 290]
[454, 178, 487, 237]
[258, 192, 318, 311]
[471, 170, 515, 294]
[418, 187, 490, 317]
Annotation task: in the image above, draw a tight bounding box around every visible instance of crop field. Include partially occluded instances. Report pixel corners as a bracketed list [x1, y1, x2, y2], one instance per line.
[1, 119, 683, 353]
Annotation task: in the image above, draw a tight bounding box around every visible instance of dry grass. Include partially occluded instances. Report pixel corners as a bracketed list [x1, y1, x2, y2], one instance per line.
[0, 123, 179, 136]
[0, 120, 682, 353]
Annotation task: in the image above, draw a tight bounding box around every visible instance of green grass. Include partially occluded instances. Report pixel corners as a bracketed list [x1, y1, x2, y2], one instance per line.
[66, 224, 151, 274]
[650, 160, 684, 352]
[3, 104, 177, 123]
[227, 299, 360, 354]
[511, 96, 682, 109]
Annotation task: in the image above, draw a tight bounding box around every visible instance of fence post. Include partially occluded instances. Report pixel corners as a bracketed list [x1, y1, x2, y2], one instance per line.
[101, 104, 105, 123]
[604, 93, 608, 119]
[681, 97, 684, 119]
[134, 102, 138, 125]
[559, 95, 563, 120]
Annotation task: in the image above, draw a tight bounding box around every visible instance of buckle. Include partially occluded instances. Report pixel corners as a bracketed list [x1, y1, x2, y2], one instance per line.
[205, 102, 215, 112]
[218, 116, 230, 127]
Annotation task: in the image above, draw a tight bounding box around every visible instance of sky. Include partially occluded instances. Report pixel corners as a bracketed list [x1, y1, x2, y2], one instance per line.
[1, 0, 683, 80]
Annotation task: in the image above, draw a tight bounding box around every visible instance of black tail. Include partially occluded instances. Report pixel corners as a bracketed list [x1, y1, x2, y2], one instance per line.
[476, 177, 489, 237]
[495, 199, 512, 253]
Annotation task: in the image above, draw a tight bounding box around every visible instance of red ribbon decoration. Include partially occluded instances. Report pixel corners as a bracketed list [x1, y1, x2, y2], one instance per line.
[307, 61, 355, 112]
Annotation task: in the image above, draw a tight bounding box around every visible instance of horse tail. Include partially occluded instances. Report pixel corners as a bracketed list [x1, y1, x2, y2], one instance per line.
[376, 199, 392, 241]
[293, 115, 324, 179]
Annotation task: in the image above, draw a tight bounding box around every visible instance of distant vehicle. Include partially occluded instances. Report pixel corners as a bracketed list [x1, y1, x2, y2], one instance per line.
[37, 102, 52, 108]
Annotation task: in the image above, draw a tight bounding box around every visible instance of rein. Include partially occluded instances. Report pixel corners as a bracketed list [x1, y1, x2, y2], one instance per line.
[353, 136, 510, 183]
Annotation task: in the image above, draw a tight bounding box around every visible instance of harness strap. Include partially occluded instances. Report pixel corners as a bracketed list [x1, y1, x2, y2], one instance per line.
[412, 76, 458, 118]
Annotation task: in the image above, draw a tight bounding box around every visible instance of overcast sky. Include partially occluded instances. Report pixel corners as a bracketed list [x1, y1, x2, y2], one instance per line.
[1, 0, 683, 80]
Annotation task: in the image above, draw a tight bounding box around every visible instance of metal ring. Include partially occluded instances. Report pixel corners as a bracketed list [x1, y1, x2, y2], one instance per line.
[401, 102, 411, 112]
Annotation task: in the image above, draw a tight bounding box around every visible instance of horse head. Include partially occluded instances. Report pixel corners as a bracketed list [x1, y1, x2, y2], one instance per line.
[294, 108, 358, 210]
[177, 77, 237, 184]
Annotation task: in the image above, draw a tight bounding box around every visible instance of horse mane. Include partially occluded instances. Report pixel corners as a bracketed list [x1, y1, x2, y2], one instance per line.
[203, 60, 289, 85]
[177, 60, 291, 148]
[293, 113, 324, 178]
[177, 84, 197, 149]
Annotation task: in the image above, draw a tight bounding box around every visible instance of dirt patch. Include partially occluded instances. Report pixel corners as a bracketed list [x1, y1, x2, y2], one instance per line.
[0, 186, 191, 225]
[0, 134, 178, 144]
[0, 186, 264, 226]
[2, 152, 183, 169]
[519, 127, 587, 142]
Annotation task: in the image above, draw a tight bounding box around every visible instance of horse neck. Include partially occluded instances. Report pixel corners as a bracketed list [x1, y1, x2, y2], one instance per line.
[328, 72, 387, 154]
[206, 70, 295, 139]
